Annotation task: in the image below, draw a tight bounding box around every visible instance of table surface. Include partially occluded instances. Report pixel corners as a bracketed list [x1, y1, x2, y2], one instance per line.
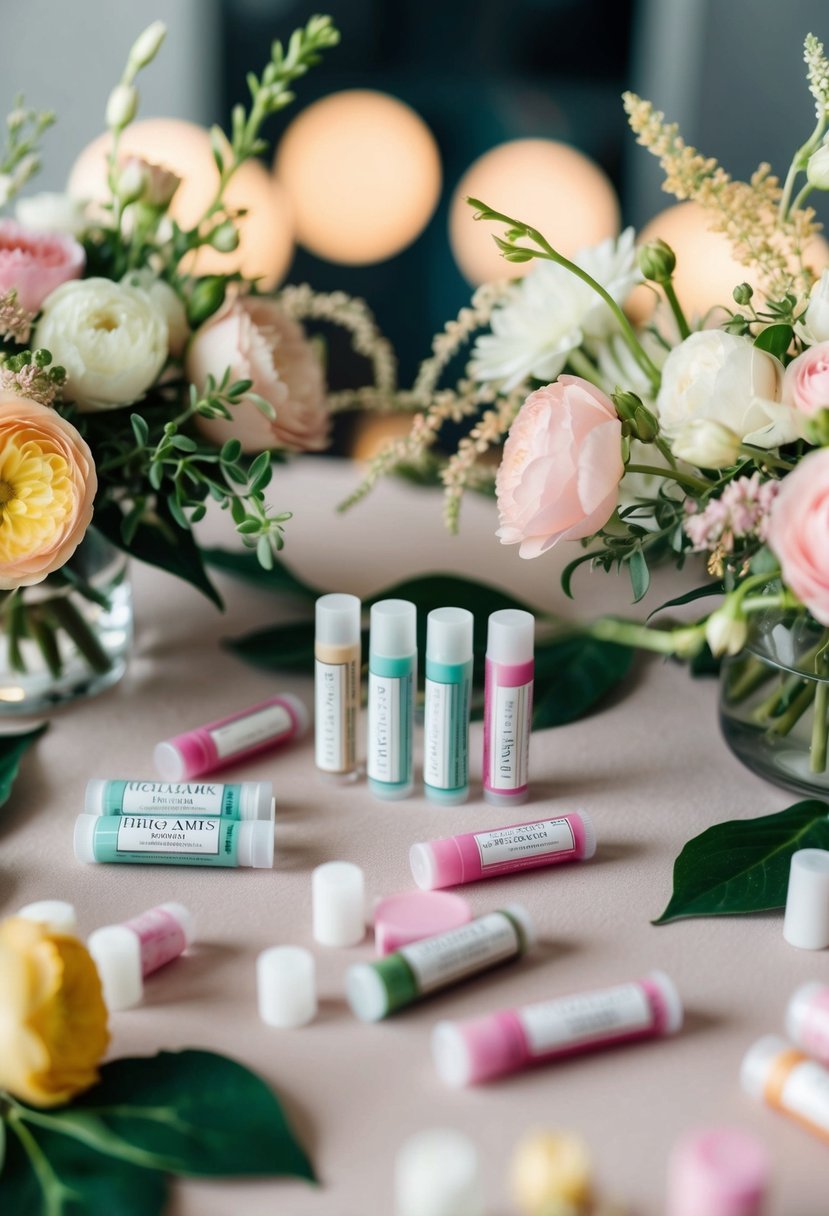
[2, 457, 826, 1216]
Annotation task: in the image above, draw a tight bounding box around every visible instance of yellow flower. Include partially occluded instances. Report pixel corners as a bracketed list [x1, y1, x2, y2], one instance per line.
[0, 916, 109, 1107]
[511, 1130, 593, 1216]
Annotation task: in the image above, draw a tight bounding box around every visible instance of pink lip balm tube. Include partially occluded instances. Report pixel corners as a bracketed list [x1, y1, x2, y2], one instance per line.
[410, 810, 595, 890]
[483, 610, 534, 807]
[432, 971, 682, 1087]
[666, 1127, 770, 1216]
[154, 694, 309, 781]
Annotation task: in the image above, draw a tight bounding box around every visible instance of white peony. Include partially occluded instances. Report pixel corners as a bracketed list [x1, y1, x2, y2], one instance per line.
[655, 330, 800, 449]
[796, 268, 829, 345]
[35, 278, 168, 411]
[470, 228, 641, 389]
[121, 269, 189, 357]
[16, 192, 89, 237]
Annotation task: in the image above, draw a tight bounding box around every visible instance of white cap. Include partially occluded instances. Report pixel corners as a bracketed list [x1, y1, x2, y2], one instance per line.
[73, 814, 98, 863]
[426, 607, 473, 665]
[486, 609, 534, 664]
[88, 925, 143, 1011]
[157, 902, 196, 947]
[279, 692, 311, 737]
[237, 821, 275, 868]
[740, 1034, 791, 1102]
[257, 946, 317, 1028]
[786, 981, 827, 1052]
[783, 848, 829, 949]
[315, 593, 361, 647]
[240, 782, 275, 822]
[645, 970, 684, 1034]
[84, 778, 108, 814]
[370, 599, 417, 659]
[312, 861, 365, 946]
[17, 900, 78, 935]
[394, 1127, 485, 1216]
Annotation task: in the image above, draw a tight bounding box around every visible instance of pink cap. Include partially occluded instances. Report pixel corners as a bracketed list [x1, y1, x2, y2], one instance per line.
[373, 890, 471, 955]
[667, 1127, 770, 1216]
[432, 1011, 526, 1087]
[409, 837, 465, 890]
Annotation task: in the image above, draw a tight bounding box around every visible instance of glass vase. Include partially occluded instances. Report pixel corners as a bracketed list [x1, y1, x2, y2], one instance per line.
[719, 610, 829, 797]
[0, 528, 133, 715]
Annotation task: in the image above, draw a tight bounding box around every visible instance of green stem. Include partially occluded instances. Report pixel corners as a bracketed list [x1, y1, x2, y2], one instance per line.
[737, 445, 796, 472]
[624, 463, 711, 494]
[28, 612, 62, 679]
[792, 181, 816, 214]
[778, 112, 827, 222]
[726, 655, 776, 703]
[7, 1115, 68, 1216]
[661, 279, 691, 339]
[566, 347, 608, 390]
[45, 599, 111, 675]
[7, 593, 29, 674]
[767, 682, 814, 736]
[586, 616, 701, 656]
[810, 678, 829, 773]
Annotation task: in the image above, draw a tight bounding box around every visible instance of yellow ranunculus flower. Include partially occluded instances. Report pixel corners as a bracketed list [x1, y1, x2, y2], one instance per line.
[0, 916, 109, 1107]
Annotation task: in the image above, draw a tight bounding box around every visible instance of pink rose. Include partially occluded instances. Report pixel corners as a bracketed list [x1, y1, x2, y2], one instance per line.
[0, 220, 84, 315]
[496, 375, 624, 559]
[766, 448, 829, 625]
[119, 156, 180, 208]
[783, 341, 829, 417]
[187, 296, 329, 453]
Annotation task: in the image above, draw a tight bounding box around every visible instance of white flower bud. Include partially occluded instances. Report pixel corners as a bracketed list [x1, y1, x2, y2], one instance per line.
[705, 607, 748, 658]
[803, 269, 829, 344]
[128, 21, 167, 71]
[671, 419, 741, 468]
[807, 142, 829, 190]
[106, 83, 138, 131]
[0, 174, 13, 207]
[115, 159, 147, 205]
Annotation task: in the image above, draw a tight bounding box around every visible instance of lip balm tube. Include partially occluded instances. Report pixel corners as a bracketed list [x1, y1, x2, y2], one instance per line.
[423, 607, 473, 806]
[741, 1034, 829, 1144]
[666, 1127, 770, 1216]
[432, 971, 682, 1087]
[85, 779, 274, 821]
[410, 811, 596, 890]
[315, 593, 361, 782]
[89, 903, 195, 1011]
[73, 812, 274, 868]
[153, 694, 308, 781]
[483, 609, 534, 808]
[367, 599, 416, 801]
[786, 982, 829, 1064]
[346, 904, 534, 1022]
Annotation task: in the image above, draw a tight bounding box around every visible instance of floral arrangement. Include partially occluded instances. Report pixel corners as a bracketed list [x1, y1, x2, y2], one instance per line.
[348, 32, 829, 782]
[0, 15, 394, 697]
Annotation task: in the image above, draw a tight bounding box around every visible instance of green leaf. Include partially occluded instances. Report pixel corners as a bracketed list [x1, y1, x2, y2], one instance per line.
[130, 414, 149, 446]
[754, 323, 793, 359]
[647, 581, 724, 621]
[0, 723, 48, 809]
[227, 618, 321, 671]
[204, 546, 320, 602]
[627, 548, 650, 603]
[531, 638, 634, 729]
[561, 551, 598, 599]
[220, 438, 242, 464]
[654, 799, 829, 923]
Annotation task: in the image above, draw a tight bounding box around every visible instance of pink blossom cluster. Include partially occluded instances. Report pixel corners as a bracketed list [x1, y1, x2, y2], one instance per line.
[684, 474, 780, 554]
[0, 361, 59, 407]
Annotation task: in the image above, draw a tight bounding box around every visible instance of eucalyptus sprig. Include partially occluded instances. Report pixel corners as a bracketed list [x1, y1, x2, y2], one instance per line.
[0, 95, 55, 207]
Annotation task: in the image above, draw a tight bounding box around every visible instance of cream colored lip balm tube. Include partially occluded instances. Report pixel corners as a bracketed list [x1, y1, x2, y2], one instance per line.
[315, 594, 361, 782]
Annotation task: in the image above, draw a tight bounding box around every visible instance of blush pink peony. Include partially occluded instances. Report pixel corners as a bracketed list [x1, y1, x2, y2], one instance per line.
[766, 448, 829, 625]
[496, 376, 624, 559]
[0, 220, 84, 315]
[187, 296, 329, 453]
[782, 341, 829, 417]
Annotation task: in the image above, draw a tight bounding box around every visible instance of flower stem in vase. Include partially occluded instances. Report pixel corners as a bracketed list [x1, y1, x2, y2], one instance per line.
[6, 593, 30, 674]
[725, 654, 776, 703]
[45, 597, 113, 675]
[765, 682, 815, 737]
[28, 610, 62, 679]
[810, 678, 829, 773]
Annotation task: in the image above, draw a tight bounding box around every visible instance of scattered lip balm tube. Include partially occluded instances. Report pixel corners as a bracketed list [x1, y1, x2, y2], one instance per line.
[315, 593, 361, 783]
[153, 694, 308, 782]
[88, 902, 194, 1011]
[16, 900, 78, 935]
[666, 1126, 770, 1216]
[85, 778, 274, 821]
[367, 599, 417, 801]
[346, 904, 534, 1022]
[423, 607, 473, 806]
[483, 609, 534, 808]
[410, 811, 596, 890]
[741, 1034, 829, 1144]
[786, 981, 829, 1064]
[74, 812, 274, 868]
[431, 971, 682, 1087]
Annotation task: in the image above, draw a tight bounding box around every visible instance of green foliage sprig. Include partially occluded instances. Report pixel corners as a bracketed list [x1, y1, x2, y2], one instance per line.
[0, 96, 55, 206]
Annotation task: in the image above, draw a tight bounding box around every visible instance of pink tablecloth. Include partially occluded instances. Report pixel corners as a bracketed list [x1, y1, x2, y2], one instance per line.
[3, 458, 825, 1214]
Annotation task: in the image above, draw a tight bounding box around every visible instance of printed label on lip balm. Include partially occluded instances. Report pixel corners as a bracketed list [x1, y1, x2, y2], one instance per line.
[398, 912, 520, 994]
[116, 816, 221, 856]
[119, 782, 226, 816]
[490, 681, 532, 789]
[779, 1060, 829, 1134]
[475, 818, 576, 869]
[208, 704, 292, 758]
[315, 660, 357, 773]
[423, 678, 468, 790]
[519, 983, 652, 1056]
[367, 672, 408, 784]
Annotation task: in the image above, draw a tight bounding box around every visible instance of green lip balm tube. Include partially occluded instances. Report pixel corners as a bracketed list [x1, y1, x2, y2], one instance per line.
[73, 813, 273, 868]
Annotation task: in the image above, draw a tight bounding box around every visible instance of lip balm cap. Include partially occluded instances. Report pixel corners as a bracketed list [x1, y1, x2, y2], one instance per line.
[257, 946, 317, 1028]
[786, 981, 826, 1048]
[487, 609, 535, 664]
[237, 821, 274, 869]
[667, 1127, 770, 1216]
[431, 1016, 507, 1088]
[73, 814, 99, 863]
[426, 607, 473, 665]
[240, 781, 275, 822]
[279, 693, 310, 736]
[409, 837, 464, 891]
[394, 1127, 485, 1216]
[157, 902, 196, 947]
[740, 1035, 792, 1101]
[374, 890, 471, 955]
[154, 738, 197, 782]
[783, 847, 829, 949]
[370, 599, 417, 659]
[17, 900, 78, 935]
[645, 970, 684, 1035]
[315, 593, 361, 647]
[88, 925, 143, 1011]
[312, 861, 366, 946]
[84, 778, 107, 815]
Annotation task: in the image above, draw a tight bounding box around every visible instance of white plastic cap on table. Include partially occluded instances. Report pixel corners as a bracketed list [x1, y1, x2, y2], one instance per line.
[257, 946, 317, 1028]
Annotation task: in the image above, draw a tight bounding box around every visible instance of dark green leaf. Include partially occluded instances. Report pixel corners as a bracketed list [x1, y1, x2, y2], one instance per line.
[247, 451, 271, 486]
[654, 799, 829, 923]
[220, 438, 242, 464]
[531, 638, 634, 729]
[561, 551, 598, 599]
[754, 323, 793, 359]
[647, 581, 724, 621]
[205, 547, 319, 601]
[689, 642, 721, 677]
[130, 414, 149, 446]
[0, 723, 48, 808]
[627, 548, 650, 603]
[227, 618, 321, 671]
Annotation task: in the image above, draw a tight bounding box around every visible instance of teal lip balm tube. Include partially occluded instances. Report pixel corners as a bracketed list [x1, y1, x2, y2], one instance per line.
[346, 904, 534, 1022]
[423, 607, 473, 805]
[73, 813, 274, 868]
[84, 779, 274, 821]
[367, 599, 417, 802]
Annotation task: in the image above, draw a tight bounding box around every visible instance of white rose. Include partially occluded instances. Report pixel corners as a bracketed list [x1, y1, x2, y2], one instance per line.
[121, 269, 189, 357]
[15, 192, 89, 237]
[655, 330, 799, 448]
[35, 278, 168, 411]
[797, 269, 829, 345]
[671, 419, 741, 468]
